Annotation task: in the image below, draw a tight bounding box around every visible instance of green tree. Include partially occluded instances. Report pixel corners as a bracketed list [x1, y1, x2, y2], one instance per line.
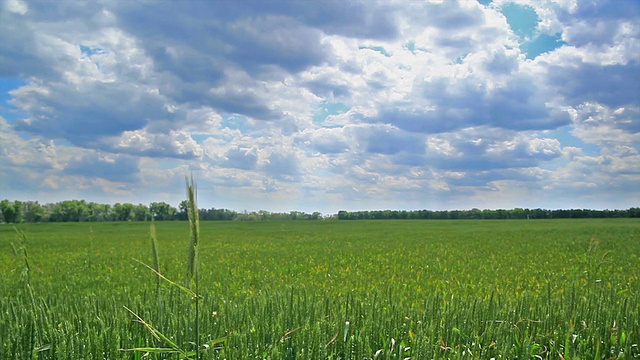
[47, 200, 89, 222]
[177, 200, 189, 220]
[150, 202, 177, 221]
[113, 203, 135, 221]
[0, 200, 18, 223]
[22, 201, 45, 222]
[87, 202, 111, 221]
[133, 204, 152, 221]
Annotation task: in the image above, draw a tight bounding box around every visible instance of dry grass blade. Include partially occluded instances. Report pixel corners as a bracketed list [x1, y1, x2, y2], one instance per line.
[132, 258, 197, 298]
[122, 306, 191, 358]
[123, 347, 181, 353]
[325, 331, 339, 348]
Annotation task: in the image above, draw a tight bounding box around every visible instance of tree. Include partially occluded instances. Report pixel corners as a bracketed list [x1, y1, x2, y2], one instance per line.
[133, 204, 152, 221]
[150, 202, 177, 221]
[22, 201, 45, 222]
[0, 200, 18, 223]
[53, 200, 89, 222]
[113, 203, 135, 221]
[87, 202, 111, 221]
[177, 200, 189, 220]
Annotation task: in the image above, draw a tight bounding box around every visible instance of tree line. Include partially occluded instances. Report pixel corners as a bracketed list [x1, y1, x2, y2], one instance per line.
[1, 199, 638, 223]
[337, 207, 640, 220]
[0, 199, 323, 223]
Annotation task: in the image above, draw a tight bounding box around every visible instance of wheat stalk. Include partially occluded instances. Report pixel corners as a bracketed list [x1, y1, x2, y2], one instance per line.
[185, 175, 201, 359]
[185, 175, 199, 285]
[149, 222, 161, 300]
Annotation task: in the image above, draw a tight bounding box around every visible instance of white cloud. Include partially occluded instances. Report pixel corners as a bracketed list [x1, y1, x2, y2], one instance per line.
[4, 0, 28, 15]
[0, 117, 59, 170]
[571, 103, 640, 149]
[113, 129, 204, 159]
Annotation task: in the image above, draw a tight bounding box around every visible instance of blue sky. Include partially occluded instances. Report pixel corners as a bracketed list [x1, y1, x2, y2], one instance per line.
[1, 0, 638, 214]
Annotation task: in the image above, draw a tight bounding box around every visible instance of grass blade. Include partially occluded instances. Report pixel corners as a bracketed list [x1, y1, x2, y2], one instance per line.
[132, 258, 197, 298]
[123, 306, 190, 358]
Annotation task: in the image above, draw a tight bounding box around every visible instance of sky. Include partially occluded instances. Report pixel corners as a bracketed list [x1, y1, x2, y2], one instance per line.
[0, 0, 639, 214]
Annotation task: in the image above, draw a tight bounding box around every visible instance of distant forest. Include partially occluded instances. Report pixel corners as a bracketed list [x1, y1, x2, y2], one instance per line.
[337, 208, 640, 220]
[0, 199, 320, 223]
[0, 199, 638, 223]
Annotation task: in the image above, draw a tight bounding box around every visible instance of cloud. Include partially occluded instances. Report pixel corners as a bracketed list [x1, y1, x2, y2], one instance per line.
[548, 63, 640, 109]
[352, 124, 425, 155]
[371, 69, 570, 133]
[64, 153, 139, 183]
[222, 147, 258, 170]
[12, 80, 172, 142]
[303, 77, 352, 99]
[419, 0, 486, 30]
[295, 127, 350, 154]
[109, 129, 204, 159]
[263, 151, 301, 182]
[0, 117, 59, 170]
[0, 0, 638, 212]
[445, 167, 550, 188]
[224, 16, 332, 73]
[424, 133, 563, 172]
[570, 103, 640, 153]
[230, 0, 401, 40]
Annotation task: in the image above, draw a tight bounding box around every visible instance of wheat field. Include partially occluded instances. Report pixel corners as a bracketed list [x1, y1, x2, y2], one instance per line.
[1, 218, 638, 359]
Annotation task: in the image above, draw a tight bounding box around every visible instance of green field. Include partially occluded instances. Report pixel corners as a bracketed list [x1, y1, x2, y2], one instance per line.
[1, 219, 639, 359]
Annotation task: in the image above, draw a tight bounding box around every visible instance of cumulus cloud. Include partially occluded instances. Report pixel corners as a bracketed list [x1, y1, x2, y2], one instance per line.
[263, 150, 302, 182]
[12, 80, 172, 142]
[0, 117, 59, 170]
[353, 124, 425, 155]
[222, 147, 258, 170]
[421, 128, 563, 173]
[295, 127, 350, 154]
[64, 153, 139, 183]
[110, 129, 204, 159]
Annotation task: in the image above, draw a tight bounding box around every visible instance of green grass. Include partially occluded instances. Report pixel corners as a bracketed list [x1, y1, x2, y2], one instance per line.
[1, 219, 639, 359]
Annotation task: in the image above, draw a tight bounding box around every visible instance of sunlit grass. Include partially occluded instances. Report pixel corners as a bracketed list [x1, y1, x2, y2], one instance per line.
[1, 219, 639, 358]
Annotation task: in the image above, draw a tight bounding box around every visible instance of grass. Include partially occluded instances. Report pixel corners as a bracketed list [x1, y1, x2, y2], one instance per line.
[0, 219, 639, 358]
[124, 177, 207, 359]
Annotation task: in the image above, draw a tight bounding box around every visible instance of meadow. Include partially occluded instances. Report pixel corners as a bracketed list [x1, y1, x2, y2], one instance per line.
[1, 218, 639, 359]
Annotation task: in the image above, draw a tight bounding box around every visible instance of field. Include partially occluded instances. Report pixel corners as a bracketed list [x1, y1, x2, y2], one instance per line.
[1, 219, 639, 359]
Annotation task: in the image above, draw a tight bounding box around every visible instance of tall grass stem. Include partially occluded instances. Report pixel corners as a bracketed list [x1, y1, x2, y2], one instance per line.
[185, 175, 201, 359]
